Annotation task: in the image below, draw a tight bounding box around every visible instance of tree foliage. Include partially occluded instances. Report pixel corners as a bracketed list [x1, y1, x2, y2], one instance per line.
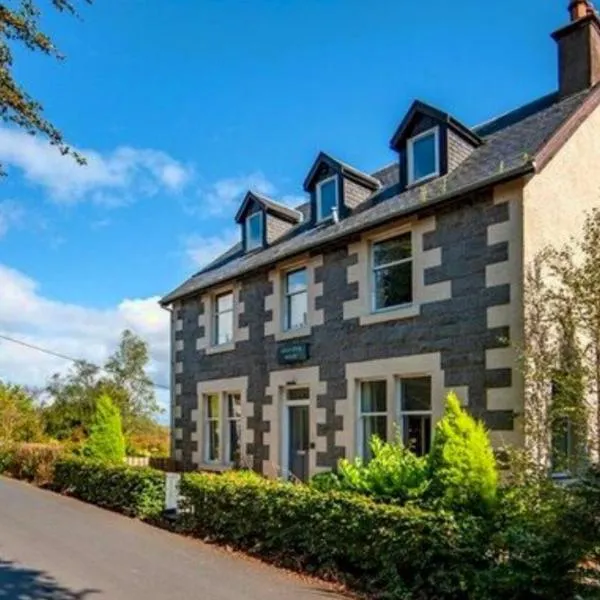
[0, 0, 91, 173]
[0, 381, 43, 443]
[83, 394, 125, 463]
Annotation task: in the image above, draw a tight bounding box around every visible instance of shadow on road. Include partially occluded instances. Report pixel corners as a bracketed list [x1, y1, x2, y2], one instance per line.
[0, 560, 100, 599]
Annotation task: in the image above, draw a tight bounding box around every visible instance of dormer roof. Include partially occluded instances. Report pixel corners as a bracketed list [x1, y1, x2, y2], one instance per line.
[235, 191, 303, 225]
[390, 100, 483, 151]
[303, 151, 381, 192]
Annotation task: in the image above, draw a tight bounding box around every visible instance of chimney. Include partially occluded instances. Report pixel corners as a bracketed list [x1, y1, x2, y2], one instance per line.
[552, 0, 600, 97]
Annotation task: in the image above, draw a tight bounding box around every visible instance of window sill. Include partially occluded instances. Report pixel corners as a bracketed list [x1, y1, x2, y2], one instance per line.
[275, 326, 311, 341]
[359, 304, 420, 326]
[206, 342, 235, 355]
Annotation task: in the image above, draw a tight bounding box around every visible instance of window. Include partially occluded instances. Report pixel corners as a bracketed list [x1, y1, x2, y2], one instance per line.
[225, 393, 242, 465]
[204, 393, 221, 463]
[400, 377, 432, 456]
[407, 127, 439, 185]
[316, 176, 338, 222]
[246, 212, 263, 251]
[359, 380, 387, 461]
[372, 232, 412, 311]
[284, 268, 308, 330]
[214, 292, 234, 346]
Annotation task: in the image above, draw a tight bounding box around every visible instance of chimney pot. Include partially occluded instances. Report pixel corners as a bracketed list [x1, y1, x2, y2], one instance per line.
[569, 0, 593, 21]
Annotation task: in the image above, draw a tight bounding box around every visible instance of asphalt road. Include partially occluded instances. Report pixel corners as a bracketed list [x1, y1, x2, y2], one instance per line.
[0, 477, 347, 600]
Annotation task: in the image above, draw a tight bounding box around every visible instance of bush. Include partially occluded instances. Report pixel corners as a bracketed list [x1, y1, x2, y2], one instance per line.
[310, 435, 429, 504]
[83, 394, 125, 463]
[179, 470, 484, 598]
[53, 457, 165, 519]
[1, 443, 64, 484]
[427, 392, 498, 513]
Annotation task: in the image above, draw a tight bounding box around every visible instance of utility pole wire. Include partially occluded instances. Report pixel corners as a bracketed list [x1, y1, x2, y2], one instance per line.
[0, 333, 171, 391]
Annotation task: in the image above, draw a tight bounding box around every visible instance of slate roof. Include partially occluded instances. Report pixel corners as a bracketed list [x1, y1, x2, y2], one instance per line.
[237, 192, 303, 224]
[161, 86, 597, 305]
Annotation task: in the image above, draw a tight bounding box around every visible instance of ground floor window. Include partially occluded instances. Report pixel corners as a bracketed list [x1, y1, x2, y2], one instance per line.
[359, 380, 388, 461]
[399, 377, 432, 456]
[203, 391, 242, 465]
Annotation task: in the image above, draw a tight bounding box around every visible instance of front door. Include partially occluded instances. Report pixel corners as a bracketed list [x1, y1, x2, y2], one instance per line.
[287, 404, 309, 482]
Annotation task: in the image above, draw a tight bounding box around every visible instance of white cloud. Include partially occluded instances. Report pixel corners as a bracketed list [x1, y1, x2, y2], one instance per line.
[0, 128, 193, 205]
[0, 201, 24, 238]
[0, 264, 171, 414]
[183, 228, 239, 269]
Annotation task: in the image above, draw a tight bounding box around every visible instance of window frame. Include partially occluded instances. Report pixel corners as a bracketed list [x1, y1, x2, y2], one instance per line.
[225, 392, 242, 466]
[357, 379, 388, 461]
[407, 126, 440, 186]
[203, 391, 243, 466]
[245, 211, 264, 251]
[315, 175, 339, 222]
[203, 393, 221, 464]
[397, 377, 432, 457]
[213, 291, 234, 346]
[370, 231, 413, 313]
[283, 267, 309, 331]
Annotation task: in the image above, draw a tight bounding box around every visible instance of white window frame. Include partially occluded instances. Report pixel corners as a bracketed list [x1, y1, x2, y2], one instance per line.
[246, 212, 263, 251]
[283, 267, 308, 331]
[396, 377, 432, 457]
[213, 291, 234, 346]
[407, 126, 440, 186]
[371, 232, 413, 313]
[316, 175, 338, 222]
[357, 379, 388, 461]
[224, 392, 242, 466]
[203, 391, 243, 466]
[203, 393, 221, 464]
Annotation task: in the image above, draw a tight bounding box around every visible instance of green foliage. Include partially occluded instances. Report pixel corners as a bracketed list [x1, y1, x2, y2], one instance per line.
[0, 382, 44, 443]
[125, 417, 169, 457]
[52, 457, 165, 519]
[311, 435, 429, 504]
[0, 443, 65, 484]
[180, 471, 482, 598]
[83, 394, 125, 463]
[427, 393, 498, 513]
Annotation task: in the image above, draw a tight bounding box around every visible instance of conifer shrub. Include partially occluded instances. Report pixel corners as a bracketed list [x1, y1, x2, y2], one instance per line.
[83, 394, 125, 463]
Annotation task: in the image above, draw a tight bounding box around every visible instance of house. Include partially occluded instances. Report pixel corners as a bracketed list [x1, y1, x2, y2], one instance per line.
[161, 0, 600, 480]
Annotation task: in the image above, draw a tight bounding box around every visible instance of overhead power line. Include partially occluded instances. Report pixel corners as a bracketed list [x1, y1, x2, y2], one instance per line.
[0, 333, 170, 391]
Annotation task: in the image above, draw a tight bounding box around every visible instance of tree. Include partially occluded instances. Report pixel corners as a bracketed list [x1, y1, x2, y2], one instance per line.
[427, 392, 498, 513]
[83, 394, 125, 462]
[0, 381, 43, 442]
[0, 0, 90, 173]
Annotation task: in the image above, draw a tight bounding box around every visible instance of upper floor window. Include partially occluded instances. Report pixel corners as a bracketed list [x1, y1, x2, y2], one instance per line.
[407, 127, 439, 185]
[372, 232, 412, 311]
[246, 212, 263, 251]
[284, 268, 308, 330]
[214, 291, 234, 345]
[316, 176, 338, 222]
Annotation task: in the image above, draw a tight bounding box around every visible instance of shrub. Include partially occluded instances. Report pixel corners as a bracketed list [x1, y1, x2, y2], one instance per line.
[311, 435, 429, 504]
[53, 457, 165, 519]
[83, 394, 125, 463]
[427, 392, 498, 513]
[1, 443, 64, 485]
[179, 470, 484, 598]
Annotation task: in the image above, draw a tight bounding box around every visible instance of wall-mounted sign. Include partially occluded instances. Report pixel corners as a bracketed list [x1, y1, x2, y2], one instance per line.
[278, 342, 310, 364]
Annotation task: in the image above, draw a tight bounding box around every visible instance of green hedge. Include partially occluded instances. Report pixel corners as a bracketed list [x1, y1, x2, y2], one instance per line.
[52, 457, 165, 519]
[178, 471, 485, 598]
[0, 443, 65, 484]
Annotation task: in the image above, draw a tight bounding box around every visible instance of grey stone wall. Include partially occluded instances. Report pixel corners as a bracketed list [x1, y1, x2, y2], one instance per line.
[173, 189, 513, 471]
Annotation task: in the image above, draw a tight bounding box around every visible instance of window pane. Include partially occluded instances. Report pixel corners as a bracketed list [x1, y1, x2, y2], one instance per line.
[373, 233, 412, 267]
[206, 394, 220, 419]
[551, 416, 571, 473]
[360, 380, 387, 413]
[362, 415, 387, 460]
[287, 291, 308, 329]
[247, 213, 262, 248]
[411, 132, 437, 182]
[401, 378, 432, 411]
[286, 268, 307, 294]
[318, 179, 337, 220]
[227, 393, 241, 418]
[216, 311, 233, 344]
[207, 421, 220, 461]
[228, 420, 241, 464]
[374, 262, 412, 309]
[217, 292, 233, 313]
[403, 415, 431, 456]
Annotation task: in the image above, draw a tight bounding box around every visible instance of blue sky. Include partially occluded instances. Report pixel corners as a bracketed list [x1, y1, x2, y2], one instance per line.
[0, 0, 570, 407]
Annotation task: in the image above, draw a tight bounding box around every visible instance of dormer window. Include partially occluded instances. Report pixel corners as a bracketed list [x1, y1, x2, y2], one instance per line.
[407, 127, 440, 185]
[316, 176, 338, 222]
[246, 212, 263, 251]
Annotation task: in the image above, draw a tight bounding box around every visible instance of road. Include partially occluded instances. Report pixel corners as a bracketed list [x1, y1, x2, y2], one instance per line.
[0, 477, 347, 600]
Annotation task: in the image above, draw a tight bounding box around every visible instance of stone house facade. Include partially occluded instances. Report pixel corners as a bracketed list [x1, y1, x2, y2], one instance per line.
[162, 1, 600, 479]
